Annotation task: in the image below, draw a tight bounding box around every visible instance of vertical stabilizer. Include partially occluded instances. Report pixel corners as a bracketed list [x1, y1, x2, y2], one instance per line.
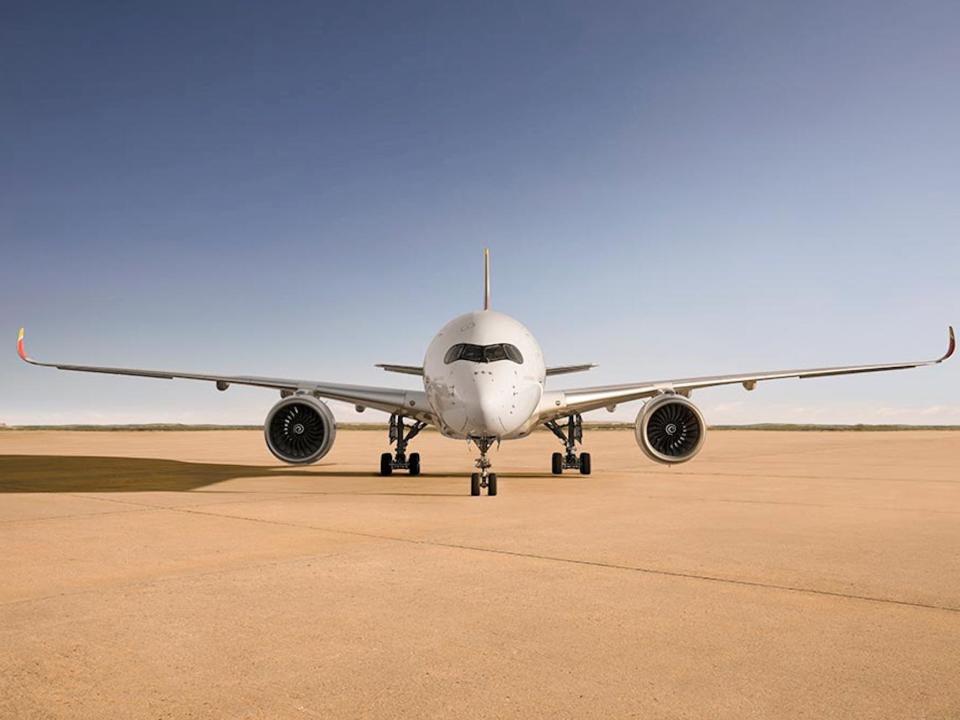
[483, 248, 491, 310]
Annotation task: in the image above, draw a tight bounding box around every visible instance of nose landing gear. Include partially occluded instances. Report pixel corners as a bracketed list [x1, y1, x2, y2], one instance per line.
[470, 436, 498, 496]
[545, 414, 591, 475]
[379, 413, 427, 476]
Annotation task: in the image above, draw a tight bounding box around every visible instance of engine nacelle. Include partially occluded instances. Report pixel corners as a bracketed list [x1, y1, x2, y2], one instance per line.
[635, 394, 706, 464]
[264, 395, 336, 464]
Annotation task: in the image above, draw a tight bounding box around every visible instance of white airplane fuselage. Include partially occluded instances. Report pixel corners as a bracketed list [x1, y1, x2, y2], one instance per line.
[423, 311, 546, 440]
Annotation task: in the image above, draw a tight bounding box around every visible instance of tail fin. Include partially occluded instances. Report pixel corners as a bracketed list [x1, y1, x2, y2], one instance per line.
[483, 248, 491, 310]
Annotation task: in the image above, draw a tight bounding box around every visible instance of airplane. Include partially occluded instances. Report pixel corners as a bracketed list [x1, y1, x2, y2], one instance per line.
[17, 249, 955, 496]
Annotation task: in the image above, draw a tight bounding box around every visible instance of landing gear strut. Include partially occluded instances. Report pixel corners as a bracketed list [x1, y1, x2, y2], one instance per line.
[469, 436, 498, 496]
[379, 413, 427, 476]
[545, 414, 591, 475]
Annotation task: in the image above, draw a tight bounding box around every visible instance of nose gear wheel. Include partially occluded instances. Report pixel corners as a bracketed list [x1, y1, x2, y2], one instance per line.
[469, 436, 498, 496]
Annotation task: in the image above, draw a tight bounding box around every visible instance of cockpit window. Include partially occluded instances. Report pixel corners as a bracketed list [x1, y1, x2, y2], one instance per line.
[483, 344, 508, 362]
[460, 344, 485, 363]
[443, 344, 467, 364]
[502, 344, 523, 363]
[444, 343, 524, 365]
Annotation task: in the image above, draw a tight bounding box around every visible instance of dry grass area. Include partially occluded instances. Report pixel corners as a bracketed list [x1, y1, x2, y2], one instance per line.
[1, 429, 959, 719]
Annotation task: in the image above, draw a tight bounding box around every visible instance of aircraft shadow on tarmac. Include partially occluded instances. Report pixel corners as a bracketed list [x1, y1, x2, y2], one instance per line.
[0, 455, 417, 493]
[0, 455, 557, 493]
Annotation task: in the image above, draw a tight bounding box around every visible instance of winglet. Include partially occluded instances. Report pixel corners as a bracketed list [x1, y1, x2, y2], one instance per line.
[16, 327, 29, 362]
[941, 325, 956, 363]
[483, 248, 491, 311]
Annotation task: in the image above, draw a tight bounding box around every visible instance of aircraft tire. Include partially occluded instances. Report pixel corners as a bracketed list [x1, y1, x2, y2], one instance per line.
[551, 452, 563, 475]
[579, 452, 592, 475]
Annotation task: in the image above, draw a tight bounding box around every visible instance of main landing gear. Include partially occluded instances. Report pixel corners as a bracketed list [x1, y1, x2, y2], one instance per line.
[545, 414, 591, 475]
[379, 413, 427, 476]
[469, 436, 498, 497]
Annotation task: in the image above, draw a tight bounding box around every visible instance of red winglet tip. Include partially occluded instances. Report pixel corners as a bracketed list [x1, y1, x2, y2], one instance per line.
[16, 327, 28, 361]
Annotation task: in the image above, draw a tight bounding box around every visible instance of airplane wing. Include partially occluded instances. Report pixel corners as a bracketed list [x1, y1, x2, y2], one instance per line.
[16, 328, 433, 421]
[542, 326, 955, 419]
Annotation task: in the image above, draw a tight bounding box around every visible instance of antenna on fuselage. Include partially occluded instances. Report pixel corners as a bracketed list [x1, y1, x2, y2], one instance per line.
[483, 248, 491, 310]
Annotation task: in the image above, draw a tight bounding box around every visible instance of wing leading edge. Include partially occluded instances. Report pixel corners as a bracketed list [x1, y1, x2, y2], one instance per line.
[16, 328, 432, 421]
[545, 326, 955, 419]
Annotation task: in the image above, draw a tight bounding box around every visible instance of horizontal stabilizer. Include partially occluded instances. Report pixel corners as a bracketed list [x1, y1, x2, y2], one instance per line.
[546, 363, 596, 377]
[375, 364, 424, 376]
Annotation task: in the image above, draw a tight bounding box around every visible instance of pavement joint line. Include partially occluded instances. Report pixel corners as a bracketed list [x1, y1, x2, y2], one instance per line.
[4, 498, 958, 617]
[38, 487, 960, 522]
[56, 491, 325, 512]
[0, 506, 158, 525]
[634, 494, 960, 515]
[632, 469, 960, 485]
[166, 505, 960, 616]
[8, 491, 958, 615]
[61, 487, 960, 518]
[0, 549, 353, 613]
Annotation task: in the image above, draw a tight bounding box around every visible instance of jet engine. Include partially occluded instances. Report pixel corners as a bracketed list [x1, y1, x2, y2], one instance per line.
[264, 395, 336, 464]
[635, 394, 706, 464]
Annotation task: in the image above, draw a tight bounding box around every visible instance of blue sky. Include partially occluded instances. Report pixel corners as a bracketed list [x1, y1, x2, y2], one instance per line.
[2, 1, 957, 425]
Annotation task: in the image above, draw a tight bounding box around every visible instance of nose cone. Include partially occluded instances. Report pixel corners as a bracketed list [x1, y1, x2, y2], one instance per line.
[469, 393, 508, 436]
[428, 359, 541, 439]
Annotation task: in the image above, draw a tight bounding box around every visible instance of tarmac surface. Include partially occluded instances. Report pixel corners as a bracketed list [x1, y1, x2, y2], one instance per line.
[1, 429, 959, 719]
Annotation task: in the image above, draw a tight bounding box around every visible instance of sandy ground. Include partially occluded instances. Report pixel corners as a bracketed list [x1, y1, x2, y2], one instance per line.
[1, 429, 958, 719]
